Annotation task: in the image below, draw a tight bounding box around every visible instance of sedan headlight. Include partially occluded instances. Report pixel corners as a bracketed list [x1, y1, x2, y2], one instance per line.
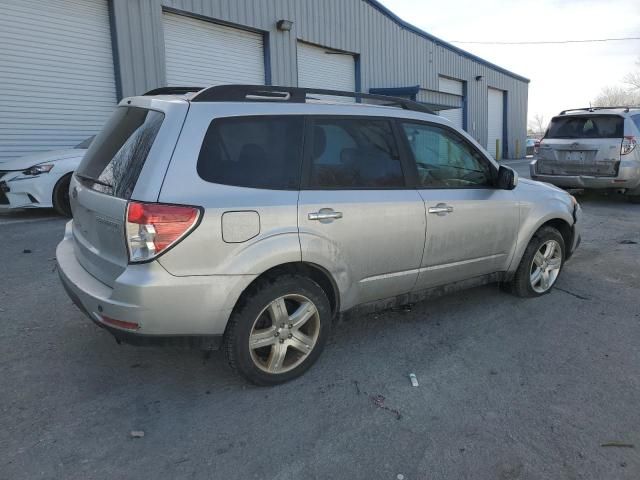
[22, 164, 54, 175]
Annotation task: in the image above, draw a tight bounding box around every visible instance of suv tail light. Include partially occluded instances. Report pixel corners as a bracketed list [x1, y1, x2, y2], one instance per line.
[126, 201, 201, 263]
[621, 136, 636, 155]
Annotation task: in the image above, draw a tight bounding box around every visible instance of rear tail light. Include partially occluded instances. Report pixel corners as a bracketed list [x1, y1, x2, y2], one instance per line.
[126, 201, 201, 263]
[621, 136, 636, 155]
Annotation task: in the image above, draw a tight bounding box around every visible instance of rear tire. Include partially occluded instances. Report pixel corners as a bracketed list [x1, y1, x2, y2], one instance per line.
[224, 275, 332, 386]
[52, 174, 72, 217]
[507, 226, 565, 298]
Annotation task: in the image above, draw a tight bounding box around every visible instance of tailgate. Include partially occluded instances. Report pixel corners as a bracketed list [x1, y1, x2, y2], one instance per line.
[70, 105, 167, 286]
[537, 114, 623, 176]
[70, 177, 128, 286]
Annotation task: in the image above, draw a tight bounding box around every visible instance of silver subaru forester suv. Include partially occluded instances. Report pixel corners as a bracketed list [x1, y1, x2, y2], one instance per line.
[531, 107, 640, 202]
[57, 85, 581, 385]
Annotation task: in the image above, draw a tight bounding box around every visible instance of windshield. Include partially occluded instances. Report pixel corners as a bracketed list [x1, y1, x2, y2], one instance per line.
[546, 115, 623, 139]
[76, 107, 164, 199]
[74, 136, 95, 149]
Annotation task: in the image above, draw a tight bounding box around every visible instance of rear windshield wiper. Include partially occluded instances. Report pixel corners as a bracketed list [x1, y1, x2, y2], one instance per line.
[75, 173, 113, 188]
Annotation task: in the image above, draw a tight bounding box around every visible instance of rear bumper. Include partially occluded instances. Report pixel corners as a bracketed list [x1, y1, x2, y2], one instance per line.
[530, 159, 640, 190]
[56, 222, 255, 347]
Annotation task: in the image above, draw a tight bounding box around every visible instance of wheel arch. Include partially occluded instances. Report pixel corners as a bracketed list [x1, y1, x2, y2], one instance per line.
[231, 262, 340, 320]
[539, 218, 573, 253]
[507, 213, 574, 277]
[51, 172, 73, 209]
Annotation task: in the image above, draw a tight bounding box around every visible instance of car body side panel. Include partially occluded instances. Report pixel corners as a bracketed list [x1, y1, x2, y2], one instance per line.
[415, 188, 520, 289]
[156, 105, 301, 276]
[299, 189, 426, 311]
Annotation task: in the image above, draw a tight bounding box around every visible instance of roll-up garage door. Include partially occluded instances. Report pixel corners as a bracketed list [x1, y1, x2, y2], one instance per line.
[438, 77, 464, 130]
[0, 0, 117, 162]
[297, 42, 355, 93]
[487, 88, 505, 159]
[163, 12, 265, 87]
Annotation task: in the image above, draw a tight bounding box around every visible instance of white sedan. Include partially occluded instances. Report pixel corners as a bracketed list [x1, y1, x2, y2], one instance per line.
[0, 137, 92, 216]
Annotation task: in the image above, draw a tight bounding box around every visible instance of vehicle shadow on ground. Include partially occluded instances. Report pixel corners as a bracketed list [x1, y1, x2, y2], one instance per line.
[570, 189, 637, 206]
[0, 207, 63, 222]
[60, 280, 543, 395]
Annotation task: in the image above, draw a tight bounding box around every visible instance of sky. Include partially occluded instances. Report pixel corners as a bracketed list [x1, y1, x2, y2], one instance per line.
[378, 0, 640, 128]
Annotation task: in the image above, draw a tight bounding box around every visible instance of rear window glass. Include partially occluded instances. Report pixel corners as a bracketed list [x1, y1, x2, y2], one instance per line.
[633, 115, 640, 131]
[76, 107, 164, 199]
[197, 116, 303, 189]
[546, 115, 623, 139]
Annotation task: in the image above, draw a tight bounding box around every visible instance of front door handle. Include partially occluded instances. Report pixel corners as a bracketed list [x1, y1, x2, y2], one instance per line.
[308, 208, 343, 222]
[428, 203, 454, 216]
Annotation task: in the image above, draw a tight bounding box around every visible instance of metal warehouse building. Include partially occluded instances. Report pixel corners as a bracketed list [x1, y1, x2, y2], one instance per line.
[0, 0, 529, 162]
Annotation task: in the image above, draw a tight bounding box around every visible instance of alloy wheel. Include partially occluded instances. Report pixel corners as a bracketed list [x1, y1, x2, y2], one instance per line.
[248, 294, 321, 374]
[530, 239, 562, 293]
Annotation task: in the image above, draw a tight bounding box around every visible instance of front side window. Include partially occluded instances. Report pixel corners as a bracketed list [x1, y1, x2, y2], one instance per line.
[307, 118, 404, 189]
[197, 116, 303, 189]
[546, 115, 624, 139]
[401, 122, 493, 188]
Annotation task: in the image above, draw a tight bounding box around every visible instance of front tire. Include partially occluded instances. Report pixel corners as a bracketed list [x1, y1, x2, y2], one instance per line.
[224, 275, 332, 386]
[508, 226, 565, 297]
[52, 173, 72, 217]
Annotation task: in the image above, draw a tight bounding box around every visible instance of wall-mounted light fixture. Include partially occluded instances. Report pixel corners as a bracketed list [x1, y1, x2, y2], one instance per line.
[276, 19, 293, 31]
[475, 75, 483, 81]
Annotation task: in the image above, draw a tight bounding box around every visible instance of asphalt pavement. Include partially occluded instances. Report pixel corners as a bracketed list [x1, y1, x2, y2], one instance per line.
[1, 168, 639, 479]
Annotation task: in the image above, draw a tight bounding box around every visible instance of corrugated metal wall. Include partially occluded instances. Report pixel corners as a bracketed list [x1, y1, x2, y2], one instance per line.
[110, 0, 528, 158]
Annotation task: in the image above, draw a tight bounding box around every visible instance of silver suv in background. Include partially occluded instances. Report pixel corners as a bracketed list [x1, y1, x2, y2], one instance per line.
[531, 107, 640, 202]
[57, 85, 581, 385]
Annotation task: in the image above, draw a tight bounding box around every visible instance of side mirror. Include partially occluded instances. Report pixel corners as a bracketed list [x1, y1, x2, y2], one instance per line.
[497, 165, 518, 190]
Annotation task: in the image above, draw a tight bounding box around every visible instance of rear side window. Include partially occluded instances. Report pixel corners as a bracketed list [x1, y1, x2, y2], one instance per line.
[197, 116, 303, 189]
[546, 115, 623, 139]
[307, 118, 404, 189]
[77, 107, 164, 199]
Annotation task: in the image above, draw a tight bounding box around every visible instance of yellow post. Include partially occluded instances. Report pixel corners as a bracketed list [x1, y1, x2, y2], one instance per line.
[496, 139, 501, 161]
[515, 139, 520, 159]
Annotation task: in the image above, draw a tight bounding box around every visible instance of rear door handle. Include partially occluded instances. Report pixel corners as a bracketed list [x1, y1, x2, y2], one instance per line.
[308, 208, 343, 221]
[428, 203, 454, 216]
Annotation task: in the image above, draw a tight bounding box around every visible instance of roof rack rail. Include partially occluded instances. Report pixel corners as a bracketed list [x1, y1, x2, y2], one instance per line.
[143, 86, 204, 96]
[189, 84, 435, 114]
[559, 106, 640, 115]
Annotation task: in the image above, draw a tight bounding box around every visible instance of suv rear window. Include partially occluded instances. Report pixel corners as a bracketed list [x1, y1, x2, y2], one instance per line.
[197, 116, 303, 189]
[76, 106, 164, 199]
[546, 115, 623, 139]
